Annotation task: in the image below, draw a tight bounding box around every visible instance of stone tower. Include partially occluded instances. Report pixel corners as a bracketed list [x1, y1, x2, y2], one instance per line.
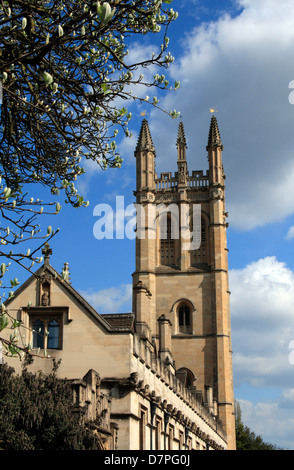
[132, 116, 236, 450]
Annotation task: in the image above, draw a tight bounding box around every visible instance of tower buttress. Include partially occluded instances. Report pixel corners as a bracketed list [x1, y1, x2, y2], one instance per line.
[206, 115, 236, 450]
[175, 121, 189, 270]
[133, 119, 157, 341]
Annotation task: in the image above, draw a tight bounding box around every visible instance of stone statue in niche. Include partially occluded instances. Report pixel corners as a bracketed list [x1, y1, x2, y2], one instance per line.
[179, 165, 185, 184]
[39, 275, 51, 306]
[41, 291, 49, 306]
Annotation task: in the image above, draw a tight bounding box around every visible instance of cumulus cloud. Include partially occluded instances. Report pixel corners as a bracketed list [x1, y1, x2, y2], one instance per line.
[149, 0, 294, 230]
[80, 283, 132, 314]
[230, 256, 294, 389]
[230, 255, 294, 447]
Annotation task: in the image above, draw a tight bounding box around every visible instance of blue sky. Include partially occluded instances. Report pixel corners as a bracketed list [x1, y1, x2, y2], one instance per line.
[5, 0, 294, 449]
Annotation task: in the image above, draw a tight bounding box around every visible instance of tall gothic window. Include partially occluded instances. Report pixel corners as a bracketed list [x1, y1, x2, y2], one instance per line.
[139, 408, 147, 450]
[160, 214, 175, 266]
[190, 217, 209, 266]
[155, 419, 161, 450]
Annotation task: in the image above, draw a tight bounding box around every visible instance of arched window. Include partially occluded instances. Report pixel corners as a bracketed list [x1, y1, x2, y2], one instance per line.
[178, 303, 192, 334]
[176, 367, 196, 389]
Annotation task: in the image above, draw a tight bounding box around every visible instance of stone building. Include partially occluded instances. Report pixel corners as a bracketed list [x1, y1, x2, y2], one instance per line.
[2, 116, 235, 450]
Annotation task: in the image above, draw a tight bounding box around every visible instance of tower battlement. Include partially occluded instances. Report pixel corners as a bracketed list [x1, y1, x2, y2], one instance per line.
[155, 170, 210, 191]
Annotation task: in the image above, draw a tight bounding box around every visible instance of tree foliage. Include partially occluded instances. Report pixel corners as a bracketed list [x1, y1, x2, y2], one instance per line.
[0, 361, 102, 450]
[0, 181, 61, 359]
[0, 0, 180, 358]
[0, 0, 180, 205]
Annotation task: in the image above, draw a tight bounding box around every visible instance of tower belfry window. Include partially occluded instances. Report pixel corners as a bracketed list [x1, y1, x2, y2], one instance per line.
[160, 214, 175, 266]
[190, 217, 209, 265]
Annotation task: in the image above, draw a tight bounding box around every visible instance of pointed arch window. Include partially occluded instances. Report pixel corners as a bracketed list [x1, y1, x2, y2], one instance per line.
[179, 305, 190, 331]
[178, 303, 192, 334]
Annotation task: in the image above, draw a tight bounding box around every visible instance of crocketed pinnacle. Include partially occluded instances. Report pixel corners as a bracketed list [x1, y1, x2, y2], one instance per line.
[135, 119, 155, 153]
[176, 121, 187, 148]
[207, 115, 223, 150]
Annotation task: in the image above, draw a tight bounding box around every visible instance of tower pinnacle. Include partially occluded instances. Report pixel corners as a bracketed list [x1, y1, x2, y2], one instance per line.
[207, 115, 223, 150]
[134, 119, 156, 191]
[177, 122, 187, 188]
[207, 115, 224, 186]
[177, 121, 187, 151]
[135, 119, 155, 154]
[176, 121, 187, 168]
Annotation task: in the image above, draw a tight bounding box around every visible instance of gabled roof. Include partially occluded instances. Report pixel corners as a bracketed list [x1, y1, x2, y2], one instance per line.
[4, 259, 134, 335]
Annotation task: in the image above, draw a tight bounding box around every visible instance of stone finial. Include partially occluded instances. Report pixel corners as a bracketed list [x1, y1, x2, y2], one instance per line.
[61, 262, 71, 283]
[42, 242, 52, 266]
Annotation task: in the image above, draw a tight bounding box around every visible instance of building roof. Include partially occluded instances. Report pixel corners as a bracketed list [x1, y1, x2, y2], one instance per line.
[102, 313, 135, 332]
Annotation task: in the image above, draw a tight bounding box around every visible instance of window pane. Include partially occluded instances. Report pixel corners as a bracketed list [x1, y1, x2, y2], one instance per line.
[160, 215, 175, 266]
[48, 320, 59, 349]
[33, 319, 45, 349]
[179, 307, 184, 326]
[184, 306, 190, 326]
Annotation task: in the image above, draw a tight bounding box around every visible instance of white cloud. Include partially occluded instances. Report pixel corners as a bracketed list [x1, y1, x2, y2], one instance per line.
[230, 255, 294, 448]
[149, 0, 294, 230]
[230, 256, 294, 389]
[81, 283, 132, 314]
[286, 226, 294, 240]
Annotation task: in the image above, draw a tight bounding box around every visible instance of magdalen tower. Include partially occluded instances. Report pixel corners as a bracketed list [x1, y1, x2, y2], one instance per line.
[132, 116, 236, 450]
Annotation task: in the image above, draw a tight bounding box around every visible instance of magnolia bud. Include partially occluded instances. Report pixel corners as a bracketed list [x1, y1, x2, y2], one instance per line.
[43, 72, 53, 85]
